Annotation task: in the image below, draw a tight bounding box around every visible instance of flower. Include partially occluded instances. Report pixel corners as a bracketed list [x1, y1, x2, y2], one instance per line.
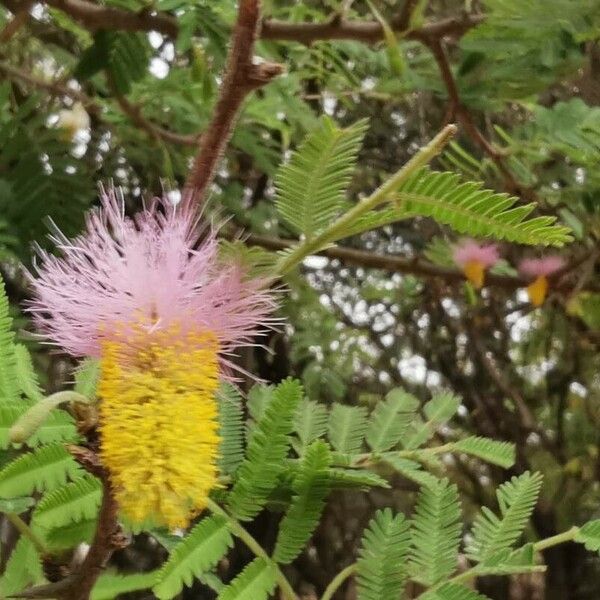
[29, 187, 276, 528]
[518, 256, 565, 307]
[55, 102, 90, 141]
[452, 239, 500, 289]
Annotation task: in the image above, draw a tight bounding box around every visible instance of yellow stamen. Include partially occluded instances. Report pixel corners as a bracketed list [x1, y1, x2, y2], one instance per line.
[463, 260, 486, 289]
[99, 330, 220, 529]
[527, 275, 549, 307]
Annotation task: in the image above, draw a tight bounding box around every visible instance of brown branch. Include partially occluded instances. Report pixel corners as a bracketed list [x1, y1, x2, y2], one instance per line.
[22, 0, 484, 44]
[224, 229, 600, 293]
[0, 0, 31, 43]
[182, 0, 283, 209]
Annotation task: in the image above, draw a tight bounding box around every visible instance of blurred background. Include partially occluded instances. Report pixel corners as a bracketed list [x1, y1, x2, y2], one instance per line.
[0, 0, 599, 598]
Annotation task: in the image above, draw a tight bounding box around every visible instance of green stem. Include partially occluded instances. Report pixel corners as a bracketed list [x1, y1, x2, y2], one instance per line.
[533, 526, 579, 551]
[275, 124, 457, 276]
[321, 563, 356, 600]
[6, 512, 47, 555]
[205, 499, 297, 600]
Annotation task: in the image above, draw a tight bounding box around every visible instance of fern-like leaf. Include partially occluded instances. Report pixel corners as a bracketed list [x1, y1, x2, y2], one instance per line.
[409, 479, 462, 586]
[421, 583, 492, 600]
[366, 389, 419, 452]
[74, 358, 100, 399]
[0, 443, 82, 498]
[45, 518, 97, 551]
[403, 392, 460, 450]
[13, 344, 43, 401]
[275, 117, 368, 237]
[217, 558, 277, 600]
[328, 404, 368, 454]
[328, 468, 390, 490]
[153, 515, 233, 600]
[218, 384, 245, 476]
[227, 378, 301, 521]
[293, 399, 329, 455]
[451, 437, 515, 469]
[92, 571, 159, 600]
[0, 536, 43, 597]
[381, 455, 440, 488]
[467, 471, 543, 563]
[395, 169, 572, 246]
[0, 276, 18, 403]
[356, 508, 411, 600]
[33, 474, 102, 529]
[273, 440, 331, 564]
[575, 520, 600, 552]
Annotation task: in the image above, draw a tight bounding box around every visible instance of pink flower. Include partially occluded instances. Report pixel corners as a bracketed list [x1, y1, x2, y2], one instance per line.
[452, 240, 500, 268]
[28, 187, 277, 373]
[518, 256, 565, 279]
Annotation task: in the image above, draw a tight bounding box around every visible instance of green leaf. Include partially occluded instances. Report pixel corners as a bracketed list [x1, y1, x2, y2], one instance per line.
[153, 515, 233, 600]
[218, 384, 245, 476]
[403, 392, 460, 449]
[0, 276, 18, 404]
[217, 558, 277, 600]
[328, 468, 390, 490]
[381, 455, 441, 488]
[409, 479, 462, 586]
[0, 496, 34, 513]
[293, 399, 329, 455]
[467, 472, 543, 563]
[366, 390, 419, 452]
[575, 520, 600, 551]
[356, 508, 411, 600]
[227, 378, 302, 521]
[328, 404, 368, 454]
[45, 518, 97, 551]
[0, 536, 43, 597]
[33, 474, 102, 529]
[0, 443, 82, 498]
[451, 437, 516, 468]
[421, 583, 492, 600]
[108, 32, 150, 94]
[273, 440, 331, 564]
[13, 344, 43, 401]
[74, 358, 100, 399]
[275, 117, 368, 237]
[394, 169, 572, 246]
[92, 571, 160, 600]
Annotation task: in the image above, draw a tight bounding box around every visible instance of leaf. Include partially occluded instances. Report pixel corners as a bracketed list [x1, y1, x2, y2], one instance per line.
[273, 440, 331, 564]
[394, 169, 572, 246]
[467, 471, 543, 563]
[33, 474, 102, 529]
[45, 518, 97, 551]
[293, 399, 329, 454]
[153, 515, 233, 600]
[403, 392, 460, 450]
[328, 404, 368, 454]
[217, 558, 277, 600]
[13, 344, 43, 401]
[218, 384, 245, 476]
[409, 479, 462, 586]
[575, 520, 600, 551]
[421, 583, 492, 600]
[356, 508, 411, 600]
[366, 390, 419, 452]
[0, 536, 43, 597]
[0, 276, 18, 403]
[74, 358, 100, 399]
[0, 496, 34, 514]
[0, 443, 82, 498]
[451, 437, 516, 469]
[328, 468, 390, 490]
[227, 378, 302, 521]
[275, 117, 368, 237]
[381, 455, 441, 488]
[108, 32, 150, 94]
[92, 571, 160, 600]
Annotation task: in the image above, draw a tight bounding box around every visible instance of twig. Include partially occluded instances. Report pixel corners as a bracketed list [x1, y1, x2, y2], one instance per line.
[4, 513, 47, 556]
[0, 0, 31, 43]
[320, 563, 356, 600]
[182, 0, 283, 209]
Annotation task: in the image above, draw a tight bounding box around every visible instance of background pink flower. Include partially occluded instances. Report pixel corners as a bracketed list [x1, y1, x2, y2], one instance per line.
[28, 187, 277, 371]
[452, 240, 500, 268]
[518, 256, 565, 278]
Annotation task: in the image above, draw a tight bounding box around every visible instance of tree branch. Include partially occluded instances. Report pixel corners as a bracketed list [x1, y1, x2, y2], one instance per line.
[182, 0, 283, 209]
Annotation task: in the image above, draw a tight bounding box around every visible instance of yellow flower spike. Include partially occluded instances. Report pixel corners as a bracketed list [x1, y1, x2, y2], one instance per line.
[99, 330, 221, 529]
[526, 275, 549, 307]
[463, 260, 486, 290]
